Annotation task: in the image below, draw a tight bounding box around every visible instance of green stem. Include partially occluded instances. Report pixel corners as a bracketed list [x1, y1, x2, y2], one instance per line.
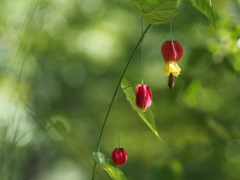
[170, 20, 173, 40]
[117, 102, 120, 148]
[91, 24, 152, 180]
[141, 17, 144, 83]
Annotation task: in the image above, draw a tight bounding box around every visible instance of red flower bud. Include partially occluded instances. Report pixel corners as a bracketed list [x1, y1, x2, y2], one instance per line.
[136, 84, 152, 111]
[111, 148, 128, 166]
[161, 40, 183, 62]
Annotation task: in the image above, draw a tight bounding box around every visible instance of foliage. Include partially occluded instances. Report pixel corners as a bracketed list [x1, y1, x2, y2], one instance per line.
[190, 0, 216, 28]
[131, 0, 178, 24]
[121, 78, 161, 140]
[93, 152, 127, 180]
[0, 0, 240, 180]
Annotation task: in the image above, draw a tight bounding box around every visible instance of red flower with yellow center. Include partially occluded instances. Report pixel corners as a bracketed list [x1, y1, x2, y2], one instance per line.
[161, 40, 183, 89]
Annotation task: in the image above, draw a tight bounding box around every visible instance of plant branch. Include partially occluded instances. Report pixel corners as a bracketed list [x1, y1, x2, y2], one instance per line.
[91, 23, 151, 180]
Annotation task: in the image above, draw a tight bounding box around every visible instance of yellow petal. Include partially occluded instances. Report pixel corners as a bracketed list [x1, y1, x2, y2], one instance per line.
[163, 61, 181, 77]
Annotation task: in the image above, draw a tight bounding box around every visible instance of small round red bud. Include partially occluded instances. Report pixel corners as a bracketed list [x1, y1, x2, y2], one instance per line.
[161, 40, 183, 62]
[111, 148, 128, 166]
[136, 84, 153, 111]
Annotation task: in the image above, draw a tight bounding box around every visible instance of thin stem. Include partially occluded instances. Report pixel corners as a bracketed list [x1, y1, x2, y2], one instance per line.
[114, 99, 121, 148]
[141, 17, 144, 35]
[141, 17, 144, 83]
[170, 20, 173, 40]
[91, 23, 152, 180]
[116, 102, 120, 148]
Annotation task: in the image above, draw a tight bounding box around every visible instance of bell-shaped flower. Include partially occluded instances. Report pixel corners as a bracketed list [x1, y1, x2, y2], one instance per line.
[161, 40, 183, 77]
[136, 84, 152, 111]
[111, 148, 128, 166]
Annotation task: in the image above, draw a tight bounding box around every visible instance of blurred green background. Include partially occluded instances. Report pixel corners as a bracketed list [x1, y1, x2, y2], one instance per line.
[0, 0, 240, 180]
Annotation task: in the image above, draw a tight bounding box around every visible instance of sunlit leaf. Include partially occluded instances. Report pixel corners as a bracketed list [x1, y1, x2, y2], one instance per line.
[131, 0, 178, 24]
[93, 152, 127, 180]
[121, 78, 162, 141]
[190, 0, 216, 28]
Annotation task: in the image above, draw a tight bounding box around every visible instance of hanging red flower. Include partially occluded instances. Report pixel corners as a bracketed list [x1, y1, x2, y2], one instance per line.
[111, 148, 128, 166]
[136, 84, 152, 111]
[161, 40, 183, 89]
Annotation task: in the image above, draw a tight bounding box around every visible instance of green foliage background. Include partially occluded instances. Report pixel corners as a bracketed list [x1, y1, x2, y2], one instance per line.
[0, 0, 240, 180]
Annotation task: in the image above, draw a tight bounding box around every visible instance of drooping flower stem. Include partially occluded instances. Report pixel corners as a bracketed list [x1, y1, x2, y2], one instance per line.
[170, 21, 173, 40]
[91, 24, 151, 180]
[140, 17, 144, 83]
[115, 101, 121, 148]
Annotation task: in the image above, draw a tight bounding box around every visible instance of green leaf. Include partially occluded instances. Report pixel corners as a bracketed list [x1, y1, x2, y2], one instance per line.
[131, 0, 179, 24]
[190, 0, 216, 28]
[93, 152, 127, 180]
[121, 78, 162, 141]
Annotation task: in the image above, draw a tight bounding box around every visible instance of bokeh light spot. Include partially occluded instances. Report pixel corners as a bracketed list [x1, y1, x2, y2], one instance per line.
[237, 38, 240, 48]
[80, 0, 105, 19]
